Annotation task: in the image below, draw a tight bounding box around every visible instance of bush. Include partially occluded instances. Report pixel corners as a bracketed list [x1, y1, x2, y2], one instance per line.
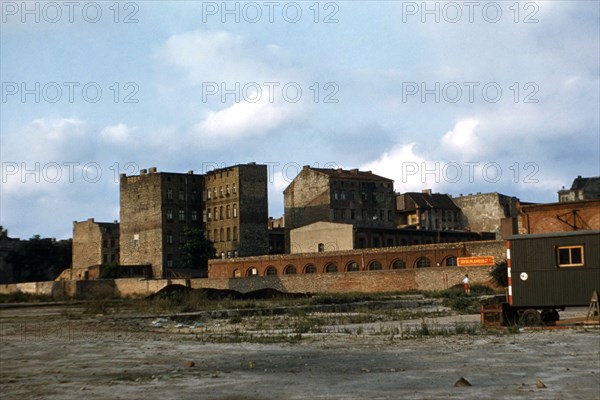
[489, 260, 508, 287]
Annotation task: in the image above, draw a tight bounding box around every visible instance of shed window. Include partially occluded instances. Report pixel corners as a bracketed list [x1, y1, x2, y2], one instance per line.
[557, 245, 584, 267]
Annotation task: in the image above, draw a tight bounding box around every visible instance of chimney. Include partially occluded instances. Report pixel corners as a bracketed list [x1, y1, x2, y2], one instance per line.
[350, 168, 359, 174]
[422, 189, 432, 195]
[187, 170, 194, 174]
[148, 167, 157, 173]
[140, 169, 147, 175]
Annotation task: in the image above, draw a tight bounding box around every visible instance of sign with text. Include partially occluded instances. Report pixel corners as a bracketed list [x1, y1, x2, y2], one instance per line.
[457, 256, 495, 267]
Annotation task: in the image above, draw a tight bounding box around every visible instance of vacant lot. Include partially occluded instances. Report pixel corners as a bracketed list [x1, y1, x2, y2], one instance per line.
[1, 299, 598, 400]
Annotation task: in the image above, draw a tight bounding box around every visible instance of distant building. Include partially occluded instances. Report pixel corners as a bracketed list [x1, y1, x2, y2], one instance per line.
[284, 166, 395, 252]
[519, 199, 600, 233]
[395, 190, 462, 230]
[452, 192, 523, 239]
[119, 168, 204, 278]
[558, 176, 600, 202]
[289, 221, 484, 254]
[268, 216, 285, 255]
[204, 163, 269, 258]
[72, 218, 119, 270]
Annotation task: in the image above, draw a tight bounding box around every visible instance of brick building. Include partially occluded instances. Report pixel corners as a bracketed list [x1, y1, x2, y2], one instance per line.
[208, 240, 504, 279]
[284, 166, 395, 251]
[72, 218, 119, 270]
[204, 163, 269, 258]
[519, 199, 600, 233]
[452, 192, 524, 238]
[395, 190, 462, 230]
[119, 168, 204, 278]
[558, 176, 600, 202]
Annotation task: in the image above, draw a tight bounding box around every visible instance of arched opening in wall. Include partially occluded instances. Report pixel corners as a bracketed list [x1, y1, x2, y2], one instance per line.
[391, 259, 406, 269]
[247, 267, 258, 276]
[284, 265, 297, 275]
[265, 266, 277, 276]
[304, 264, 317, 274]
[369, 260, 382, 271]
[233, 269, 241, 278]
[325, 263, 338, 273]
[444, 256, 457, 267]
[415, 257, 432, 268]
[318, 243, 325, 252]
[346, 261, 360, 272]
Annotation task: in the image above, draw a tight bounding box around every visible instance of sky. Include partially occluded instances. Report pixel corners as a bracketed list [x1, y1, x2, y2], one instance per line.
[1, 0, 599, 240]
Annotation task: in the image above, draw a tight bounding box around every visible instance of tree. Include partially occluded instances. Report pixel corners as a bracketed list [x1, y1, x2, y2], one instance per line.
[179, 228, 215, 273]
[489, 260, 509, 287]
[6, 236, 72, 282]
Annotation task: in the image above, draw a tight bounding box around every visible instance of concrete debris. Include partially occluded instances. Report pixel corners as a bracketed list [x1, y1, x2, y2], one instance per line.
[184, 360, 195, 368]
[536, 378, 547, 388]
[454, 377, 472, 387]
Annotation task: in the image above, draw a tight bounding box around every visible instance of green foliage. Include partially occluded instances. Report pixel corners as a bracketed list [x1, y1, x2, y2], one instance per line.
[489, 260, 509, 287]
[99, 263, 120, 279]
[179, 228, 215, 272]
[5, 236, 71, 282]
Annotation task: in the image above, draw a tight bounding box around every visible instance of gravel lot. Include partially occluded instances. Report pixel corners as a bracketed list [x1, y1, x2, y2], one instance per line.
[1, 304, 598, 400]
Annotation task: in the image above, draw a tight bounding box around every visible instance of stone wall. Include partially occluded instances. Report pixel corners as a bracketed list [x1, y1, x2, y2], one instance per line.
[0, 265, 496, 299]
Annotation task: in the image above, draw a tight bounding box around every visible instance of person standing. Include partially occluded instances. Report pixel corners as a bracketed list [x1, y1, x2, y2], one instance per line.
[462, 274, 471, 295]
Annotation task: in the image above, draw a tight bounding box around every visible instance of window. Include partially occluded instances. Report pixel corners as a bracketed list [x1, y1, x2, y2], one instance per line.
[325, 263, 338, 273]
[318, 243, 325, 252]
[166, 231, 173, 244]
[207, 189, 211, 199]
[214, 207, 218, 220]
[226, 184, 230, 195]
[351, 209, 356, 220]
[219, 206, 224, 220]
[347, 261, 360, 272]
[226, 227, 231, 241]
[103, 240, 108, 248]
[341, 190, 346, 200]
[232, 183, 237, 194]
[110, 239, 115, 248]
[213, 229, 218, 242]
[191, 210, 198, 221]
[220, 228, 224, 242]
[166, 189, 173, 200]
[133, 234, 139, 248]
[445, 257, 457, 267]
[219, 186, 224, 197]
[305, 264, 317, 274]
[166, 209, 173, 222]
[213, 188, 217, 199]
[179, 210, 185, 221]
[341, 209, 346, 219]
[265, 266, 277, 276]
[207, 209, 212, 221]
[392, 259, 406, 269]
[179, 190, 185, 201]
[284, 265, 297, 275]
[103, 254, 108, 264]
[226, 205, 231, 218]
[369, 261, 382, 271]
[233, 204, 238, 218]
[192, 190, 197, 201]
[233, 269, 241, 278]
[557, 245, 584, 267]
[416, 257, 431, 268]
[166, 254, 173, 268]
[233, 226, 238, 241]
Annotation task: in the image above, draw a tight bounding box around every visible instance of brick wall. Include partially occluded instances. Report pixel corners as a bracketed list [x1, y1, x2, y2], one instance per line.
[519, 200, 600, 233]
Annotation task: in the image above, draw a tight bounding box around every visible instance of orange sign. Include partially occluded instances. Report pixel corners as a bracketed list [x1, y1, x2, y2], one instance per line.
[457, 256, 495, 267]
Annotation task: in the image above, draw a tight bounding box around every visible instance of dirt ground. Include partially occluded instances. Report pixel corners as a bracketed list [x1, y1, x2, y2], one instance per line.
[1, 304, 598, 400]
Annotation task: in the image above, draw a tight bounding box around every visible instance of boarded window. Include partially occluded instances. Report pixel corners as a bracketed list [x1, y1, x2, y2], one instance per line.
[557, 245, 584, 267]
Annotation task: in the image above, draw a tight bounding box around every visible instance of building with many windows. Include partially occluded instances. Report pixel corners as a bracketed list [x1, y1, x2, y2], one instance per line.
[204, 163, 269, 258]
[558, 176, 600, 202]
[395, 190, 463, 231]
[284, 166, 395, 251]
[119, 168, 204, 278]
[72, 218, 119, 270]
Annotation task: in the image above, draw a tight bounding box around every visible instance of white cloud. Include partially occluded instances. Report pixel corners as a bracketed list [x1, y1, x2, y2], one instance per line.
[440, 118, 482, 158]
[100, 123, 136, 143]
[194, 96, 301, 141]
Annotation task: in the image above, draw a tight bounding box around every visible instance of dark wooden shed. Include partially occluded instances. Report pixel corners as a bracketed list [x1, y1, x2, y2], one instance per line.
[508, 230, 600, 308]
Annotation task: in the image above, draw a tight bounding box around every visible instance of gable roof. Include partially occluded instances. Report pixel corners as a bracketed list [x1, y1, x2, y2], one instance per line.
[310, 167, 393, 183]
